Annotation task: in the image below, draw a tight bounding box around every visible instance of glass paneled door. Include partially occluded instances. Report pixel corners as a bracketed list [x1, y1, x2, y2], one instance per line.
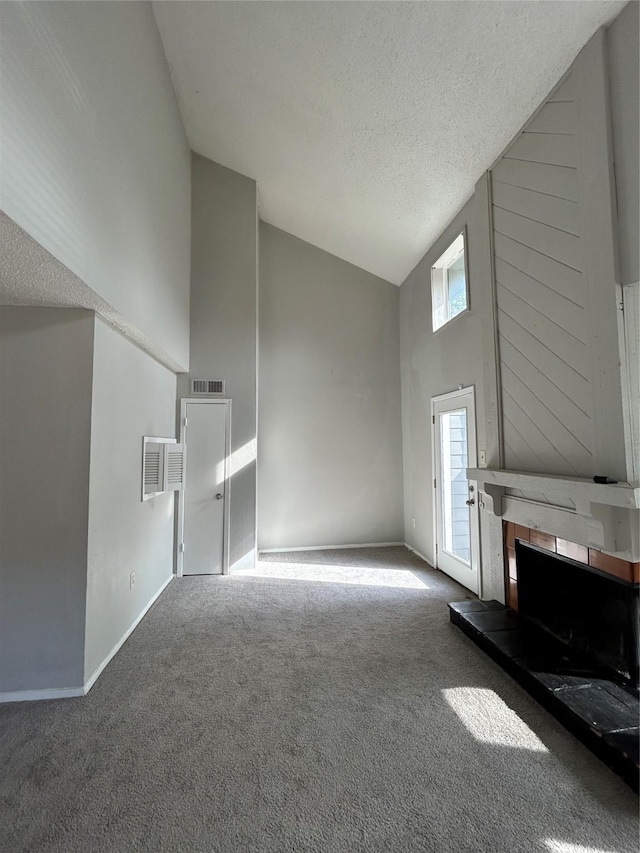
[432, 388, 480, 593]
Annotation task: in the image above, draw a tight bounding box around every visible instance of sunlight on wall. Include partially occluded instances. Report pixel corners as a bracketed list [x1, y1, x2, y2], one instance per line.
[544, 841, 621, 853]
[216, 438, 257, 485]
[442, 687, 549, 752]
[233, 560, 428, 589]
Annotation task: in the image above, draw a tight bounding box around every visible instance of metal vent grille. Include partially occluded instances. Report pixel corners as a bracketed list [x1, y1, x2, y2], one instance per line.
[143, 446, 162, 491]
[191, 379, 225, 395]
[165, 448, 184, 487]
[142, 438, 184, 500]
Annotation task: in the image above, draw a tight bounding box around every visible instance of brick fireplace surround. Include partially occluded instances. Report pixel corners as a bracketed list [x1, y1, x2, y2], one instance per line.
[504, 522, 640, 612]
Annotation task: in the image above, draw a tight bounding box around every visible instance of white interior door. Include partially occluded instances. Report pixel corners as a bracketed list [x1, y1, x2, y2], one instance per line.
[179, 400, 229, 576]
[433, 388, 480, 594]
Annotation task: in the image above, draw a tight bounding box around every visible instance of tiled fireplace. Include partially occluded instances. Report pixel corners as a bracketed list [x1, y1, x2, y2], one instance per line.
[503, 523, 640, 688]
[503, 522, 640, 616]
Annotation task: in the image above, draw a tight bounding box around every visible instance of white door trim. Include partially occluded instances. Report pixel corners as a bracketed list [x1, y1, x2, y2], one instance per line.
[431, 386, 481, 594]
[177, 397, 232, 577]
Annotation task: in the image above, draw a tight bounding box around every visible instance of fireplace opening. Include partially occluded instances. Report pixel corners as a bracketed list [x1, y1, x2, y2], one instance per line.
[516, 541, 640, 688]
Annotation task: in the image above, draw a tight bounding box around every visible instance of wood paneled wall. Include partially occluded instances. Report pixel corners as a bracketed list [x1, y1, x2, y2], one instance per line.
[490, 31, 628, 488]
[492, 71, 593, 480]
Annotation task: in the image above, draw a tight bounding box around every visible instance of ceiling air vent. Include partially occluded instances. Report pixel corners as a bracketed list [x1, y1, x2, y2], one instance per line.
[191, 379, 225, 395]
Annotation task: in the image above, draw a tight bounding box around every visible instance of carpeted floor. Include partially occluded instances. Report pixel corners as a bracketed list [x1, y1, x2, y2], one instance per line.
[0, 547, 637, 852]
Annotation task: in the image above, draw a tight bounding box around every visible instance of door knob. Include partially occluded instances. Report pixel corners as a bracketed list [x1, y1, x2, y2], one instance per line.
[466, 498, 475, 506]
[215, 493, 223, 500]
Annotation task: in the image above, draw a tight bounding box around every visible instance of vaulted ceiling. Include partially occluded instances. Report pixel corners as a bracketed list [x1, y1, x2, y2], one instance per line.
[153, 1, 626, 284]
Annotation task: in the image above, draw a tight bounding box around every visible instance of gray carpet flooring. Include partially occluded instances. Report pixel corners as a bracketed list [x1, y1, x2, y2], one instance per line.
[1, 546, 637, 852]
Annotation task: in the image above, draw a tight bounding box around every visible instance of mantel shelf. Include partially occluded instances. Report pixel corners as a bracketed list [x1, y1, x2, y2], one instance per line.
[465, 468, 640, 559]
[467, 468, 640, 510]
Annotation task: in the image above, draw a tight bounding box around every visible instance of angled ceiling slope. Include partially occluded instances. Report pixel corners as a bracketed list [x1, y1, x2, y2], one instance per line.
[153, 1, 626, 285]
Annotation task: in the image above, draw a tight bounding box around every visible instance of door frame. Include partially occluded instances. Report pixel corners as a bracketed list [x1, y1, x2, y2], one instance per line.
[431, 385, 481, 594]
[176, 397, 232, 577]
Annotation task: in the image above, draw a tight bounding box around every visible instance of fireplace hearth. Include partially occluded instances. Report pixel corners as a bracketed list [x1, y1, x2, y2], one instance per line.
[449, 526, 640, 791]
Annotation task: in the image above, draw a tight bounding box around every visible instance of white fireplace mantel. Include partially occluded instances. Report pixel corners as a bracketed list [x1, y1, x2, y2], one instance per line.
[467, 468, 640, 560]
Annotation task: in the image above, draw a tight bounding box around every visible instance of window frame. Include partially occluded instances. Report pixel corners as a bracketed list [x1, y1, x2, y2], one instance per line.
[430, 227, 470, 334]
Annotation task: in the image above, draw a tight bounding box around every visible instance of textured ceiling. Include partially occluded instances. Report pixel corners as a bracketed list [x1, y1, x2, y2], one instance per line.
[0, 214, 187, 373]
[153, 1, 626, 285]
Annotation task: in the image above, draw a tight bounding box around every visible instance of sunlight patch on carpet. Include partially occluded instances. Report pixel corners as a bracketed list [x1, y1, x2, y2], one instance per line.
[543, 841, 621, 853]
[233, 561, 429, 589]
[442, 687, 549, 751]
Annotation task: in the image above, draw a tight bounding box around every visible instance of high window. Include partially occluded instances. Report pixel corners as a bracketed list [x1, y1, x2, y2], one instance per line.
[431, 231, 468, 331]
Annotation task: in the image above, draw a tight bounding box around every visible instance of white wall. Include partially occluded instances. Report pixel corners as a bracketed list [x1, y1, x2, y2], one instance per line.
[0, 307, 94, 694]
[0, 1, 191, 369]
[85, 318, 177, 683]
[178, 155, 258, 571]
[490, 27, 629, 485]
[259, 224, 404, 550]
[400, 4, 638, 595]
[608, 1, 639, 287]
[400, 185, 500, 586]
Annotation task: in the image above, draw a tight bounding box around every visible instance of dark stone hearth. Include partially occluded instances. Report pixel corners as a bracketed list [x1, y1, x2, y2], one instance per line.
[459, 607, 520, 634]
[446, 599, 504, 613]
[605, 730, 640, 769]
[559, 683, 640, 733]
[449, 600, 640, 791]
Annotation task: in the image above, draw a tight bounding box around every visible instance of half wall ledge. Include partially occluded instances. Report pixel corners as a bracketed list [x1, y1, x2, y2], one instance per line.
[467, 468, 640, 561]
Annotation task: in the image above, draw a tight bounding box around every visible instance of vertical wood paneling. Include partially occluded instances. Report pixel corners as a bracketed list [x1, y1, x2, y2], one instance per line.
[492, 182, 579, 237]
[497, 311, 591, 414]
[493, 233, 583, 305]
[495, 258, 586, 341]
[493, 208, 582, 271]
[573, 29, 628, 482]
[502, 367, 593, 473]
[502, 132, 575, 168]
[619, 283, 640, 483]
[492, 67, 598, 478]
[497, 289, 588, 377]
[499, 338, 592, 446]
[491, 159, 578, 201]
[547, 73, 574, 103]
[502, 387, 582, 476]
[526, 101, 576, 135]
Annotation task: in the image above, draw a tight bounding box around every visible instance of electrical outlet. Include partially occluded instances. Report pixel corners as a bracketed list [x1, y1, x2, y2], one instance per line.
[130, 572, 136, 589]
[411, 518, 416, 528]
[479, 449, 487, 468]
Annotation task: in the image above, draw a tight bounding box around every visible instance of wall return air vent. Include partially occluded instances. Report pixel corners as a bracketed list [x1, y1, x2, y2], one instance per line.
[191, 379, 225, 395]
[142, 437, 185, 501]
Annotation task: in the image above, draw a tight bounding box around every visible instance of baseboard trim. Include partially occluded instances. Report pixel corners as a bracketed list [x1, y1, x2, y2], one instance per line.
[259, 542, 404, 554]
[83, 573, 174, 695]
[0, 686, 85, 704]
[405, 543, 433, 567]
[0, 574, 175, 705]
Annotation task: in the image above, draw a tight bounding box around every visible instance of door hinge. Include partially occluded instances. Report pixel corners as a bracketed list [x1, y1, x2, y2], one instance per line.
[179, 542, 185, 553]
[183, 417, 187, 427]
[432, 415, 435, 425]
[434, 478, 437, 488]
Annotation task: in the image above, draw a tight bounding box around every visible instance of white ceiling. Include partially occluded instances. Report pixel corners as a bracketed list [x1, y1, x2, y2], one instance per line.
[153, 1, 626, 285]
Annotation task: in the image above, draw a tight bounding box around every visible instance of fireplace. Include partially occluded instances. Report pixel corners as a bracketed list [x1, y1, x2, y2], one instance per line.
[516, 540, 640, 687]
[450, 468, 640, 787]
[449, 520, 640, 789]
